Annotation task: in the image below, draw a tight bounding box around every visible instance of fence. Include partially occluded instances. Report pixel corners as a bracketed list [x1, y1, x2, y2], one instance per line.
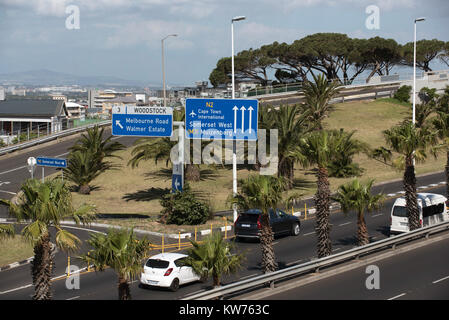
[0, 119, 111, 156]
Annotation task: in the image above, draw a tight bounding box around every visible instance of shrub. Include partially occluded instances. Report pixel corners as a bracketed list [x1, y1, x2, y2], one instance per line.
[160, 184, 211, 225]
[394, 85, 412, 103]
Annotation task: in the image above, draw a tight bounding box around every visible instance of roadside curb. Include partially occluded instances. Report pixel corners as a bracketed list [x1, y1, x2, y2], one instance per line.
[58, 221, 233, 241]
[0, 256, 34, 272]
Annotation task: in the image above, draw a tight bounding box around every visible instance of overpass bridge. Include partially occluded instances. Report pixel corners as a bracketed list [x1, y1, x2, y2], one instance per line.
[236, 69, 449, 107]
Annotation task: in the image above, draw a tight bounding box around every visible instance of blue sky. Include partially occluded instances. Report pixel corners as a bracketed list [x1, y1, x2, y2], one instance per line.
[0, 0, 448, 87]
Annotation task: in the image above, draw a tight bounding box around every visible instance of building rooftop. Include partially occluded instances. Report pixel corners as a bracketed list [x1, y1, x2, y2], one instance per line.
[0, 99, 67, 118]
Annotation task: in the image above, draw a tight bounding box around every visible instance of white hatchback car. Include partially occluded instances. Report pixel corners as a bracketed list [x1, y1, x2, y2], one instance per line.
[140, 253, 202, 291]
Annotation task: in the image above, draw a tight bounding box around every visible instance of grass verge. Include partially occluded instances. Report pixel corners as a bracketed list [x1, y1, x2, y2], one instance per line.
[64, 98, 446, 234]
[0, 236, 33, 267]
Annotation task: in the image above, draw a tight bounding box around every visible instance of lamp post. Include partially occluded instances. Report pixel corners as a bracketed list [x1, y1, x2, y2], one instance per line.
[412, 17, 425, 125]
[231, 15, 246, 223]
[162, 34, 177, 108]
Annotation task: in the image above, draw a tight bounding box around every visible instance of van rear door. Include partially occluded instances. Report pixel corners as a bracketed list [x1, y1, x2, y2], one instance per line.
[391, 205, 409, 232]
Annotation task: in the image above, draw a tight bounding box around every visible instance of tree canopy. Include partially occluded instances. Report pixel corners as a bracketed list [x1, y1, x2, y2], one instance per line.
[209, 33, 446, 88]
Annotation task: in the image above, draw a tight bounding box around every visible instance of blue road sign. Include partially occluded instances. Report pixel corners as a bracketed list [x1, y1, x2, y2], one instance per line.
[36, 157, 67, 168]
[172, 174, 183, 192]
[112, 105, 173, 137]
[185, 98, 258, 141]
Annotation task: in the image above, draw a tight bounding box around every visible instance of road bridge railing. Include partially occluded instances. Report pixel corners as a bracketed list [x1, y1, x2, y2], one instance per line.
[0, 120, 111, 156]
[182, 220, 449, 300]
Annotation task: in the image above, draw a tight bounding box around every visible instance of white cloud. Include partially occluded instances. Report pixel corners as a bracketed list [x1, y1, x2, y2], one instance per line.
[104, 20, 201, 49]
[0, 0, 217, 18]
[238, 22, 304, 49]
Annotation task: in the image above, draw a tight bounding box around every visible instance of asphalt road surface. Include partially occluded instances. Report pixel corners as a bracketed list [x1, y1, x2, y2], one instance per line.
[1, 184, 448, 300]
[262, 236, 449, 300]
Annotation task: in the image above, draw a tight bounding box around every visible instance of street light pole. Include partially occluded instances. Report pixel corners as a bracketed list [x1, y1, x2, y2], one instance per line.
[231, 16, 246, 223]
[413, 17, 425, 125]
[162, 34, 177, 108]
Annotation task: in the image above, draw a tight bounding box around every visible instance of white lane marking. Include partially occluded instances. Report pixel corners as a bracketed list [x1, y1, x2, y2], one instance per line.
[66, 296, 80, 300]
[0, 284, 33, 295]
[432, 275, 449, 284]
[0, 165, 27, 176]
[388, 293, 406, 300]
[332, 247, 342, 252]
[303, 231, 315, 236]
[387, 193, 397, 197]
[338, 222, 351, 226]
[371, 213, 383, 218]
[0, 190, 16, 195]
[55, 152, 69, 157]
[273, 241, 279, 245]
[428, 184, 438, 187]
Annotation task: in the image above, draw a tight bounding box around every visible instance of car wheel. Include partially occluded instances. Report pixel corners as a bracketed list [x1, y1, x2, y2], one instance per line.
[291, 223, 300, 236]
[169, 278, 180, 292]
[138, 283, 148, 290]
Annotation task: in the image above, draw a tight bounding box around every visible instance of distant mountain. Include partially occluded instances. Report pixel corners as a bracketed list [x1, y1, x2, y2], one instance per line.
[0, 69, 159, 87]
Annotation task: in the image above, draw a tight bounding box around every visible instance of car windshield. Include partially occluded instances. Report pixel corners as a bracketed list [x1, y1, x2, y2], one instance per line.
[146, 259, 169, 268]
[392, 206, 408, 218]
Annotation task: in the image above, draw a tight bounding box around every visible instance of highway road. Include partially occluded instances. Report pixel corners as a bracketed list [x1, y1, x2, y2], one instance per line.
[1, 183, 448, 300]
[0, 127, 448, 300]
[261, 236, 449, 300]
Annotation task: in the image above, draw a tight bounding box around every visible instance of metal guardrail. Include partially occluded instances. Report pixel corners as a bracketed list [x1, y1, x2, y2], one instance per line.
[0, 120, 111, 156]
[182, 220, 449, 300]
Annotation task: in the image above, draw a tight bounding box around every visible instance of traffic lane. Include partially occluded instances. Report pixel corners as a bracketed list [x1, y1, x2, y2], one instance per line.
[262, 235, 449, 300]
[0, 185, 441, 300]
[0, 224, 101, 293]
[0, 133, 138, 220]
[296, 171, 447, 214]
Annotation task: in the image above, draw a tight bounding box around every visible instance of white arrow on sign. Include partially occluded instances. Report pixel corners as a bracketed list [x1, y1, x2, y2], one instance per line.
[248, 106, 254, 134]
[233, 106, 239, 134]
[174, 177, 180, 189]
[116, 120, 124, 129]
[240, 106, 246, 133]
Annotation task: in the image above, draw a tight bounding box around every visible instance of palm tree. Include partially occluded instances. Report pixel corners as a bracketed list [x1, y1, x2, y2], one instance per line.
[64, 150, 116, 194]
[327, 129, 369, 178]
[332, 179, 385, 246]
[128, 136, 203, 182]
[80, 228, 150, 300]
[301, 73, 341, 130]
[294, 130, 354, 257]
[65, 126, 124, 194]
[183, 232, 244, 288]
[258, 104, 313, 188]
[433, 111, 449, 198]
[69, 126, 125, 160]
[0, 179, 96, 300]
[381, 121, 438, 230]
[229, 174, 285, 273]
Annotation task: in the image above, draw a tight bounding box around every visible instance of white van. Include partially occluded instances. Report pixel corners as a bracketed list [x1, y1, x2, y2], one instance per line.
[390, 193, 449, 235]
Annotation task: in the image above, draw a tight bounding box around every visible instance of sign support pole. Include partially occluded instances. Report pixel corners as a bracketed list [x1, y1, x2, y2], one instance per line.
[179, 122, 184, 189]
[42, 167, 44, 183]
[231, 20, 238, 223]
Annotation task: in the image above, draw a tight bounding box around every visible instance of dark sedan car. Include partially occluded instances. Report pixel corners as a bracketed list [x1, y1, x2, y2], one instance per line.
[234, 208, 300, 240]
